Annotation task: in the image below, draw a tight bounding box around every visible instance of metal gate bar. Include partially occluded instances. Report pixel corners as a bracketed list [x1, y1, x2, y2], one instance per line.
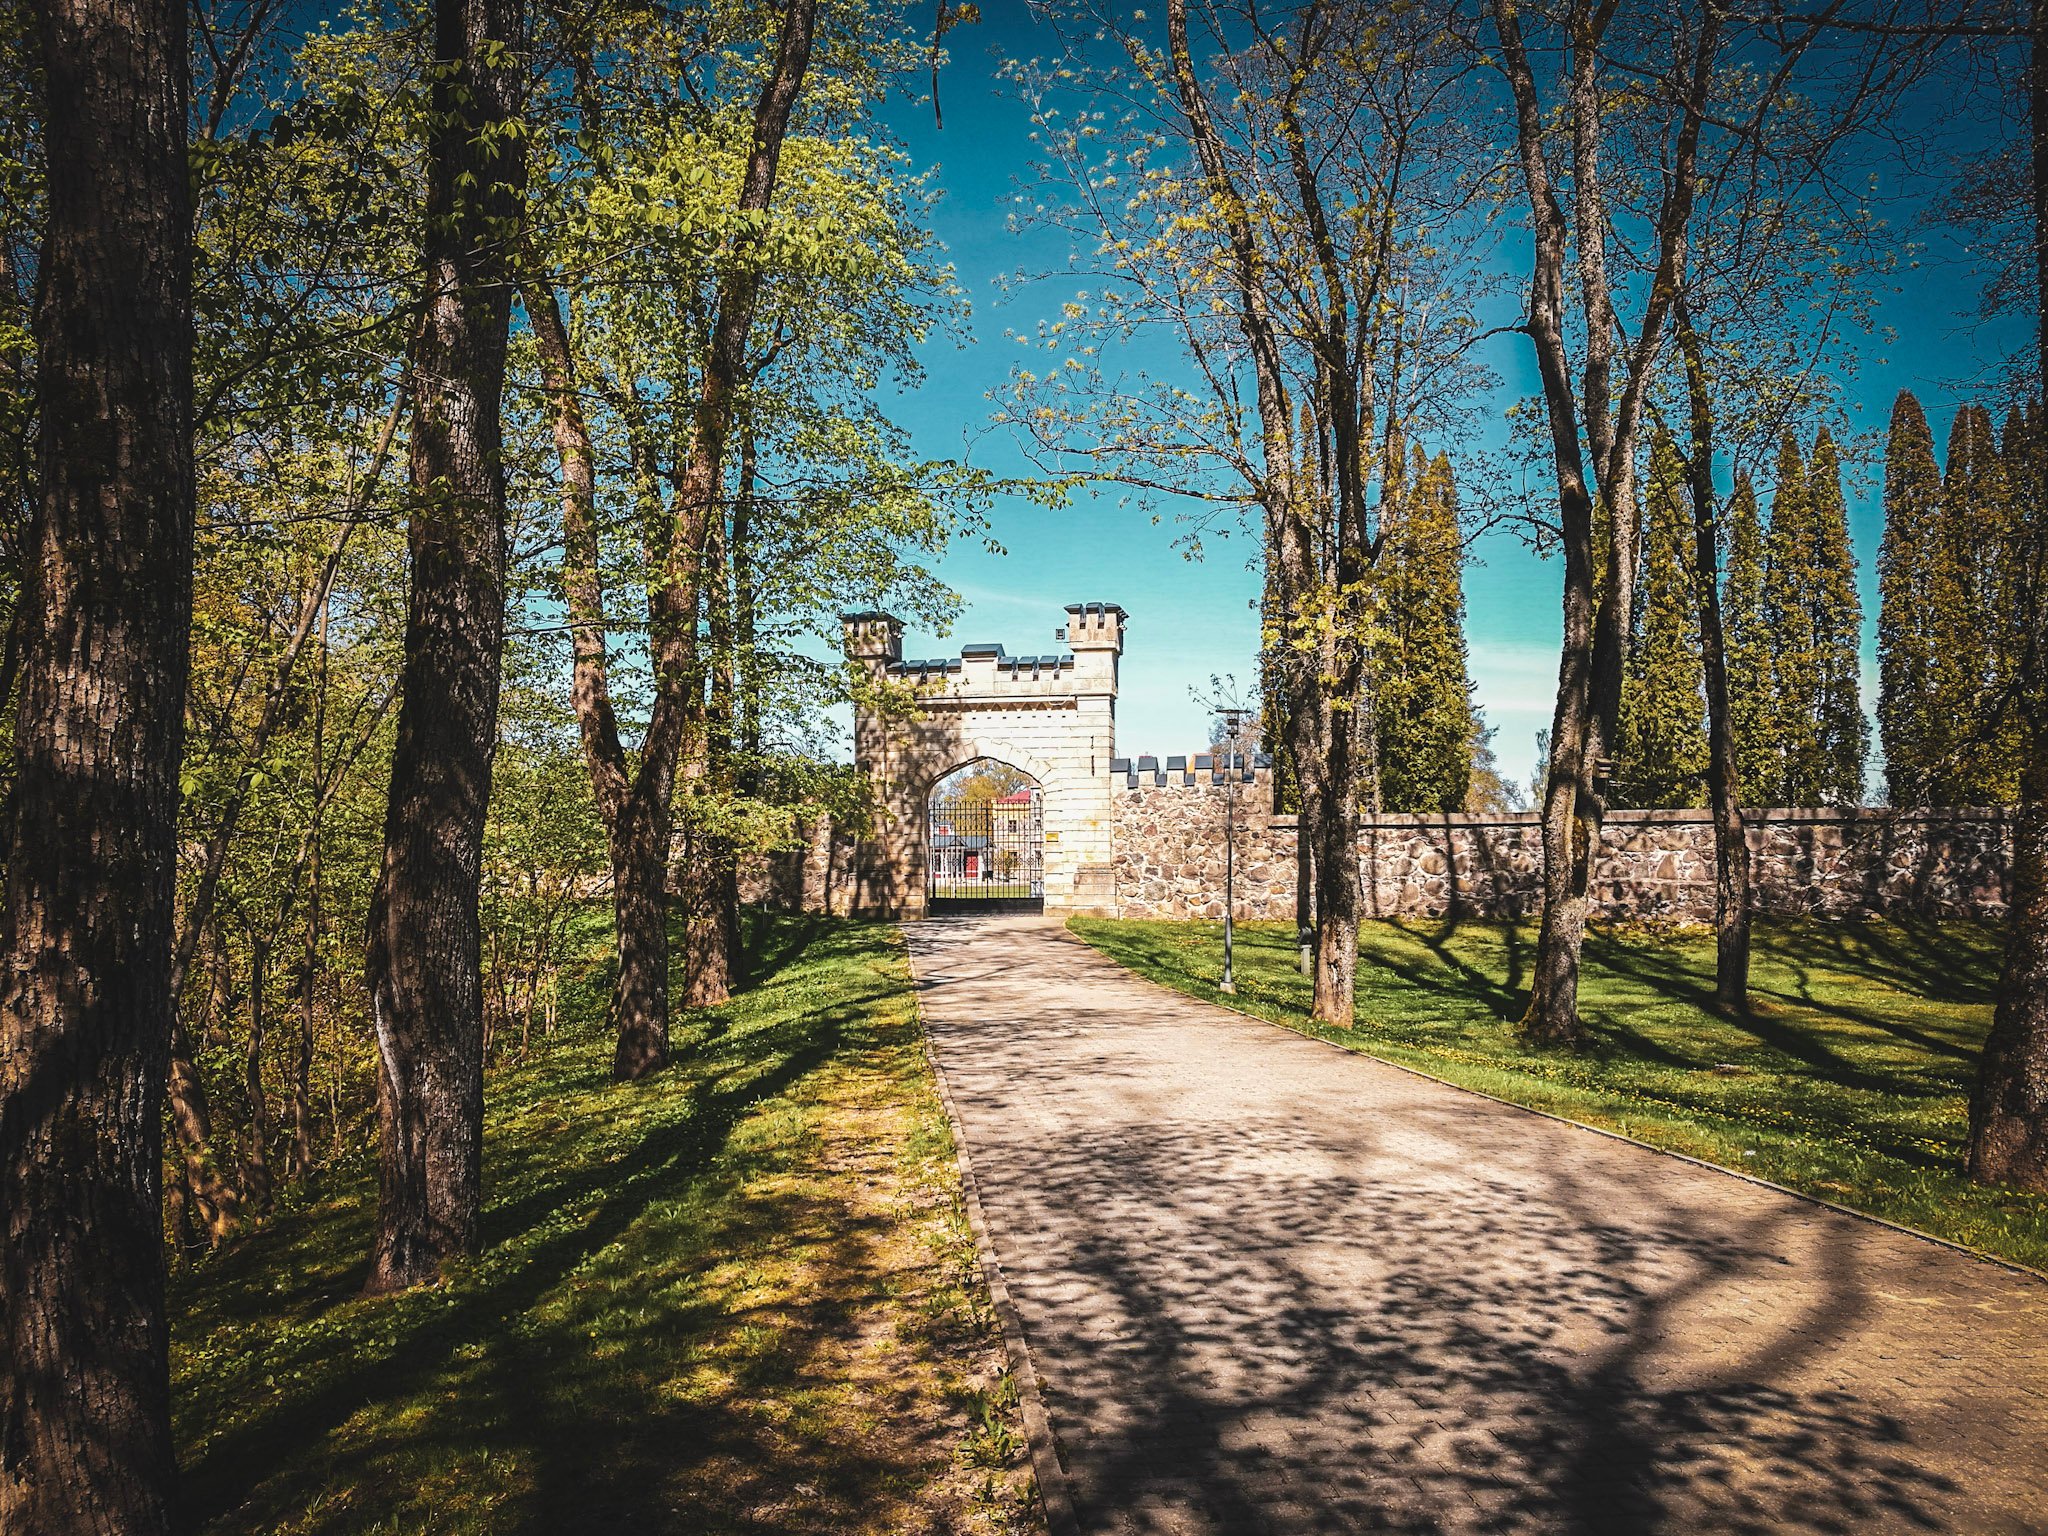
[927, 786, 1045, 914]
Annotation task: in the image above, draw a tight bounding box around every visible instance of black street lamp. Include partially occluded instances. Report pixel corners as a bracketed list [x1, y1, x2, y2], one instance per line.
[1219, 707, 1249, 994]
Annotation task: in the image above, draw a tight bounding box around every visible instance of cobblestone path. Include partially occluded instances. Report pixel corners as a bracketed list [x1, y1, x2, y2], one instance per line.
[907, 917, 2048, 1536]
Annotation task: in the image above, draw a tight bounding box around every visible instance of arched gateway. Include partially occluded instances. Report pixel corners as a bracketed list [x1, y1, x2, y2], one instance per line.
[842, 602, 1125, 917]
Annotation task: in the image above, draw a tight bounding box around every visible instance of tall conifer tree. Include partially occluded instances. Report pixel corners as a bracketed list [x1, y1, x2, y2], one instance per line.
[1878, 392, 1944, 805]
[1807, 429, 1871, 803]
[1765, 429, 1867, 805]
[1615, 431, 1707, 807]
[1938, 405, 2018, 802]
[1760, 432, 1809, 807]
[1723, 473, 1776, 802]
[1375, 450, 1475, 811]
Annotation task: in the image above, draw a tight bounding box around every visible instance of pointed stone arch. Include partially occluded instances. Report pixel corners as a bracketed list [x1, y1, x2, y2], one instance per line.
[843, 603, 1126, 917]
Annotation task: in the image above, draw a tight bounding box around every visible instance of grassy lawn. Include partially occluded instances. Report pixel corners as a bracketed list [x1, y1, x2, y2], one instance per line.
[1070, 914, 2048, 1273]
[172, 911, 1040, 1536]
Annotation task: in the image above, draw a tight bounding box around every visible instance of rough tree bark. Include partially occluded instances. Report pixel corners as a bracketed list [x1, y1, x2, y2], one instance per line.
[525, 288, 679, 1072]
[684, 440, 748, 1007]
[1492, 0, 1715, 1045]
[0, 0, 191, 1524]
[528, 0, 814, 1072]
[362, 0, 526, 1293]
[1969, 0, 2048, 1190]
[1166, 0, 1366, 1023]
[291, 597, 329, 1181]
[1676, 306, 1753, 1013]
[662, 0, 814, 1024]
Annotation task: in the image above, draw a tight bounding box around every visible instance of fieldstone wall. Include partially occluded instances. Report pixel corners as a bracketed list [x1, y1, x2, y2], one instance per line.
[737, 815, 872, 916]
[1110, 766, 1299, 920]
[743, 768, 2012, 923]
[1108, 772, 2013, 923]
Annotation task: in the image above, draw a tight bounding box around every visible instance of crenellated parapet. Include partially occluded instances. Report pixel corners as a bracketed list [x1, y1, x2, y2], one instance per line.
[883, 644, 1082, 698]
[1109, 752, 1274, 789]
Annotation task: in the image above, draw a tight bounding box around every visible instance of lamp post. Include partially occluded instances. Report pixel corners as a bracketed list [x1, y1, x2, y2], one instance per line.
[1219, 707, 1248, 994]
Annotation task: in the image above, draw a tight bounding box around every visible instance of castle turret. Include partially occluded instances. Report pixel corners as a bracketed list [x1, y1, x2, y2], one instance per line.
[1063, 602, 1127, 692]
[840, 610, 904, 670]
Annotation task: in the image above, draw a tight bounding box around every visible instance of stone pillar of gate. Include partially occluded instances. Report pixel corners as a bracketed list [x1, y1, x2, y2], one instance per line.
[841, 601, 1125, 918]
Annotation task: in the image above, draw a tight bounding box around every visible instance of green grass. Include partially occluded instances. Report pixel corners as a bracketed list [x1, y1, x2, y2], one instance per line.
[171, 911, 1039, 1536]
[1070, 914, 2048, 1273]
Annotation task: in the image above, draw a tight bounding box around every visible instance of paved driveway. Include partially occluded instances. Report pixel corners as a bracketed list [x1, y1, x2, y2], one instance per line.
[907, 917, 2048, 1536]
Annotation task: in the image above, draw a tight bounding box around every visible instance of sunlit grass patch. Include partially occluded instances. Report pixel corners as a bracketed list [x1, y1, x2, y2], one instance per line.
[1070, 914, 2048, 1273]
[171, 911, 1039, 1536]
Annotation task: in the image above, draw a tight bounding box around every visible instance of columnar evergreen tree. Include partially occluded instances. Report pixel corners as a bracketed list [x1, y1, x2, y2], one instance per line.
[1375, 450, 1475, 812]
[1883, 397, 2028, 806]
[1877, 391, 1945, 805]
[1614, 431, 1708, 808]
[1947, 403, 2023, 802]
[1764, 429, 1867, 805]
[1723, 473, 1776, 802]
[1758, 433, 1807, 806]
[1986, 403, 2037, 793]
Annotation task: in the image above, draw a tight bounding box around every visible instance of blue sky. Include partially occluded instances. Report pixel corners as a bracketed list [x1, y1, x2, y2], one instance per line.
[862, 13, 2026, 789]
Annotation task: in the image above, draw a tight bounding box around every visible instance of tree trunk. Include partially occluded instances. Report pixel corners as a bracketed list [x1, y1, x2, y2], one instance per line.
[292, 604, 326, 1180]
[683, 448, 744, 1009]
[1513, 6, 1615, 1049]
[610, 794, 675, 1078]
[167, 1012, 241, 1245]
[1967, 0, 2048, 1191]
[1492, 0, 1713, 1046]
[682, 834, 738, 1008]
[526, 1, 813, 1075]
[524, 286, 677, 1071]
[291, 864, 320, 1179]
[1310, 697, 1361, 1026]
[1677, 308, 1752, 1013]
[705, 443, 750, 999]
[657, 0, 814, 1025]
[0, 0, 190, 1523]
[1166, 0, 1357, 1019]
[242, 930, 273, 1214]
[1972, 729, 2048, 1187]
[1295, 807, 1316, 977]
[362, 0, 526, 1294]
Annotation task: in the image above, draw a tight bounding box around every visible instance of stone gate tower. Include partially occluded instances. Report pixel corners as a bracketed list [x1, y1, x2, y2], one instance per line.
[843, 601, 1125, 916]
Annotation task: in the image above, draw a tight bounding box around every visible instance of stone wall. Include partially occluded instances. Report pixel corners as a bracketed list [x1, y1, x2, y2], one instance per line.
[1107, 772, 2013, 923]
[1109, 765, 1298, 920]
[1354, 806, 2012, 921]
[743, 768, 2013, 924]
[738, 816, 872, 916]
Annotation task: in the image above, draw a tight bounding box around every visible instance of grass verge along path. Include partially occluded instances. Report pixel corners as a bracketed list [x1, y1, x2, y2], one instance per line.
[172, 912, 1040, 1536]
[1071, 915, 2048, 1273]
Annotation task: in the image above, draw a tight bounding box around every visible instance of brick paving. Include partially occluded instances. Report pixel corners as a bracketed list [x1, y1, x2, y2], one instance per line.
[907, 916, 2048, 1536]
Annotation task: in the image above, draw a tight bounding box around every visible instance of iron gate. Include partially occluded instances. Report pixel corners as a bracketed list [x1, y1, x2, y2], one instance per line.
[926, 785, 1045, 914]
